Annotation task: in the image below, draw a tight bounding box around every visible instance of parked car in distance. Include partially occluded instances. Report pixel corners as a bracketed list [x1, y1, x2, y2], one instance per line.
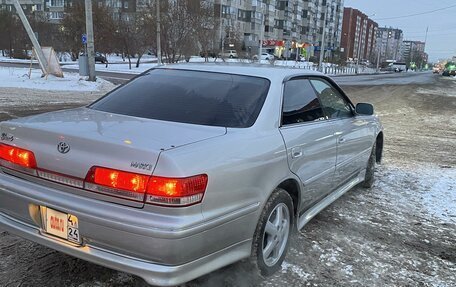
[390, 62, 407, 72]
[253, 53, 275, 60]
[432, 65, 441, 74]
[95, 52, 108, 64]
[219, 49, 238, 58]
[0, 64, 383, 286]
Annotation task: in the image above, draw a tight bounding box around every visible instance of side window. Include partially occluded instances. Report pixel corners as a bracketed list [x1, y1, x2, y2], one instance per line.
[310, 79, 353, 119]
[282, 79, 325, 125]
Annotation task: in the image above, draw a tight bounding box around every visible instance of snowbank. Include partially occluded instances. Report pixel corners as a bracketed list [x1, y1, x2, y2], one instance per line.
[0, 67, 114, 92]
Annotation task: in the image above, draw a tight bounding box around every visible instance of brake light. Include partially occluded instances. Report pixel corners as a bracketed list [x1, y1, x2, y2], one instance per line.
[84, 166, 149, 201]
[0, 143, 37, 174]
[146, 174, 208, 206]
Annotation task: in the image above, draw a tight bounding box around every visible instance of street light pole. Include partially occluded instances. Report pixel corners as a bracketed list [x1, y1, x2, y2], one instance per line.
[156, 0, 161, 65]
[84, 0, 96, 81]
[258, 5, 264, 61]
[318, 3, 328, 72]
[376, 44, 381, 72]
[219, 0, 224, 57]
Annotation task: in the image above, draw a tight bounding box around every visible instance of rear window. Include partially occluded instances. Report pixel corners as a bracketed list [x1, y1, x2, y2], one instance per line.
[90, 69, 270, 128]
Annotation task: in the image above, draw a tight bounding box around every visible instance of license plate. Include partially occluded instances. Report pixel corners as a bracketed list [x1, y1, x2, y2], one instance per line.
[44, 207, 80, 244]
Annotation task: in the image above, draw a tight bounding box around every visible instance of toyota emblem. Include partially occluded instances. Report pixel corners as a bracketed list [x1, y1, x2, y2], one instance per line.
[57, 142, 70, 154]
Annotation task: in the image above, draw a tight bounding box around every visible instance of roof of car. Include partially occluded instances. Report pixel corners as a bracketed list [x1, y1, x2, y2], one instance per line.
[155, 63, 324, 82]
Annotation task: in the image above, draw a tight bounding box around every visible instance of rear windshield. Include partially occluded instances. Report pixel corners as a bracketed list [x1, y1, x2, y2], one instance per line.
[90, 69, 270, 128]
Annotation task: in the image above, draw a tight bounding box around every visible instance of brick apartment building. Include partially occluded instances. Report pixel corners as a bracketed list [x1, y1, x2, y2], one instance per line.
[340, 7, 378, 64]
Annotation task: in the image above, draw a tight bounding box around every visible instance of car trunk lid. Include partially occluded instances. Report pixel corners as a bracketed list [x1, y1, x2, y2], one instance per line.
[0, 108, 226, 207]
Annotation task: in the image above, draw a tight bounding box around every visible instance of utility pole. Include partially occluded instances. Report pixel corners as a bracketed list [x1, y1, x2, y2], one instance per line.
[422, 26, 428, 70]
[219, 0, 224, 56]
[258, 5, 264, 61]
[13, 0, 48, 74]
[376, 45, 381, 72]
[84, 0, 96, 81]
[318, 2, 328, 72]
[156, 0, 162, 65]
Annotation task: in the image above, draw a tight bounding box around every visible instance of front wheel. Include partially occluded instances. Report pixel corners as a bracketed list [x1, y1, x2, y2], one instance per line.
[251, 188, 294, 276]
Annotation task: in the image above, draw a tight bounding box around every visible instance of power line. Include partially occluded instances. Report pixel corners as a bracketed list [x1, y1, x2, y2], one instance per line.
[373, 4, 456, 20]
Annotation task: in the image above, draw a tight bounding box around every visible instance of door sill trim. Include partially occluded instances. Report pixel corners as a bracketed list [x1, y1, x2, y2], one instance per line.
[297, 171, 364, 230]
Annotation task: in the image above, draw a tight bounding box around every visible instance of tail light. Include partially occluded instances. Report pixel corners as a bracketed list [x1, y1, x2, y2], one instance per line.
[84, 166, 207, 206]
[146, 175, 208, 206]
[0, 143, 37, 175]
[84, 166, 149, 201]
[0, 143, 208, 207]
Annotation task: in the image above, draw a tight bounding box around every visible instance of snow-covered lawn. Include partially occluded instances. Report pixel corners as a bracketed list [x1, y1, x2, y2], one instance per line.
[0, 67, 114, 92]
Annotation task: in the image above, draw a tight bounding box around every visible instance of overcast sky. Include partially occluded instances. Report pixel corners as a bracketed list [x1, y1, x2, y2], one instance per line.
[344, 0, 456, 62]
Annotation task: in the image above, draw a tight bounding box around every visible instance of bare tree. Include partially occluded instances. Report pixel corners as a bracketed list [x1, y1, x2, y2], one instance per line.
[158, 1, 197, 63]
[61, 1, 116, 60]
[115, 11, 154, 69]
[193, 1, 217, 62]
[0, 11, 16, 57]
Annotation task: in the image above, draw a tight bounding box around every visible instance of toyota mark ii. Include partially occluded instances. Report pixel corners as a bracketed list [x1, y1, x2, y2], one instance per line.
[0, 64, 383, 286]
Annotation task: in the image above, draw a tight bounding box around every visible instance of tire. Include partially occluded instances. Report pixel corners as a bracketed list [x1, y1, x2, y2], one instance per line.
[363, 142, 376, 188]
[229, 55, 234, 58]
[251, 188, 294, 276]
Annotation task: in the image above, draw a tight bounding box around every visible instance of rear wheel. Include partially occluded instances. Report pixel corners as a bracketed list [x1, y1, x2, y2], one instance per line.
[363, 142, 376, 188]
[251, 188, 293, 276]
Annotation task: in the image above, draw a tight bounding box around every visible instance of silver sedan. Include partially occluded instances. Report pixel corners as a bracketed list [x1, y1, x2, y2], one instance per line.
[0, 64, 383, 286]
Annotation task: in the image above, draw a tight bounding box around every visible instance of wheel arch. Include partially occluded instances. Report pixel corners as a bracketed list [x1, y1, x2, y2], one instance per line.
[277, 178, 301, 219]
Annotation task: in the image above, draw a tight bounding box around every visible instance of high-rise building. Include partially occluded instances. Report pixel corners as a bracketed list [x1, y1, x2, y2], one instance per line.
[402, 40, 427, 66]
[340, 7, 378, 64]
[215, 0, 344, 59]
[376, 27, 403, 63]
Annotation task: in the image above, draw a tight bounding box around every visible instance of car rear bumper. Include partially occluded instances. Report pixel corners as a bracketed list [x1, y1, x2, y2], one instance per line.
[0, 171, 259, 286]
[0, 212, 252, 286]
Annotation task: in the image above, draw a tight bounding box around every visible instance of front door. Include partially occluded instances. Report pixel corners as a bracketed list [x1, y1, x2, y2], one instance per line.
[309, 78, 373, 187]
[279, 78, 338, 210]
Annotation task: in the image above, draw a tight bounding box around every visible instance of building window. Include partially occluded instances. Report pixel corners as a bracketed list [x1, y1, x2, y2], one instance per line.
[123, 1, 128, 8]
[50, 0, 64, 7]
[49, 12, 64, 19]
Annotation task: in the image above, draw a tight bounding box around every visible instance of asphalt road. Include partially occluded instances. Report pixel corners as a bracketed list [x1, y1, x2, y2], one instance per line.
[0, 70, 455, 287]
[333, 71, 436, 86]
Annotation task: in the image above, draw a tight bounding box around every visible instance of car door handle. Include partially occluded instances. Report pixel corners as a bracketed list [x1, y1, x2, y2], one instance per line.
[291, 147, 302, 158]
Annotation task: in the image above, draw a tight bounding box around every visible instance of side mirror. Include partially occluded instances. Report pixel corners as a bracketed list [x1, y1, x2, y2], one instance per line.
[356, 103, 374, 116]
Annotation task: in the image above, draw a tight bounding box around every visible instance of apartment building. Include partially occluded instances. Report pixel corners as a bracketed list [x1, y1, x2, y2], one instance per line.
[1, 0, 137, 22]
[215, 0, 343, 59]
[1, 0, 45, 15]
[340, 7, 378, 64]
[402, 40, 427, 66]
[377, 27, 403, 63]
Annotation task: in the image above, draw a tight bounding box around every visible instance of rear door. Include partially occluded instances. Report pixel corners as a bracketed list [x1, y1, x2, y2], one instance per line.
[279, 78, 338, 210]
[309, 78, 373, 188]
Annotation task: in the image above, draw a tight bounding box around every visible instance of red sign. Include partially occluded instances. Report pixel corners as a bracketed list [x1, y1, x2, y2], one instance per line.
[262, 40, 284, 47]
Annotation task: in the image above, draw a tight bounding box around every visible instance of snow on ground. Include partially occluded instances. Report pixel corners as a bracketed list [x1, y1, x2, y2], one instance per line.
[1, 53, 373, 76]
[0, 66, 114, 92]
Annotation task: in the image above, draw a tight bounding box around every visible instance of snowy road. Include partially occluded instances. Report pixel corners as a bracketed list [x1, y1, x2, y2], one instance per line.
[0, 72, 455, 286]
